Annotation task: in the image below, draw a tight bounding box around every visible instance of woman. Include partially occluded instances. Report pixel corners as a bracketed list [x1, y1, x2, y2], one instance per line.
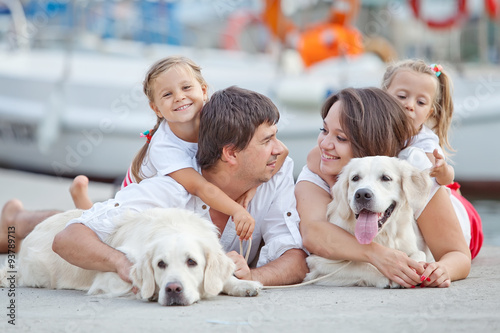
[295, 87, 471, 288]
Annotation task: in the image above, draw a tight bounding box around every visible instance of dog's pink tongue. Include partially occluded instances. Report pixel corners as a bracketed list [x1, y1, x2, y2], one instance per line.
[355, 211, 378, 244]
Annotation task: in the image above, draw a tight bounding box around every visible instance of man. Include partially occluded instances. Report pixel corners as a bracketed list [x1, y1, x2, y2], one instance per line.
[52, 86, 308, 286]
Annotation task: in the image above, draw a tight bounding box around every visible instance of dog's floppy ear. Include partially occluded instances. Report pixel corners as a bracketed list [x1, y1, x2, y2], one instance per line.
[128, 248, 157, 300]
[329, 164, 353, 222]
[202, 242, 235, 296]
[400, 160, 432, 214]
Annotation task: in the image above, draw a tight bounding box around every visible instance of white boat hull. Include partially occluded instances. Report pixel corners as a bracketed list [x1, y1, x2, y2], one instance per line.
[0, 47, 499, 184]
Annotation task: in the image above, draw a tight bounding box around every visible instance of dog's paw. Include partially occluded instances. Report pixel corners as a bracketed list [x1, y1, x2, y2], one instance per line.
[241, 281, 262, 297]
[410, 250, 427, 263]
[305, 255, 323, 271]
[88, 272, 134, 297]
[306, 255, 346, 276]
[385, 280, 403, 289]
[234, 280, 262, 297]
[375, 277, 401, 289]
[303, 271, 318, 282]
[222, 276, 262, 297]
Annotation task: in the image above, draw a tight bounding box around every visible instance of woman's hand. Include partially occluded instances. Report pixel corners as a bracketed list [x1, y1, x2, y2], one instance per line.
[369, 244, 425, 288]
[419, 261, 451, 288]
[417, 187, 471, 283]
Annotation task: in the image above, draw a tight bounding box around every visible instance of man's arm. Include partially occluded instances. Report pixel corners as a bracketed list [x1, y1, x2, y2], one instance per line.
[52, 223, 133, 283]
[228, 248, 308, 285]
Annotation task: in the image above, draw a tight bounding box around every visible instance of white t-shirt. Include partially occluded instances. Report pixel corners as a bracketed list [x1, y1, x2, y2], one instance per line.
[411, 125, 444, 156]
[122, 120, 198, 187]
[296, 147, 471, 255]
[69, 158, 304, 268]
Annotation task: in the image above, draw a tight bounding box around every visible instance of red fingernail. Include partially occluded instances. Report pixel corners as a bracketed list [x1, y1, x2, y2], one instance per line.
[411, 285, 415, 289]
[426, 277, 431, 282]
[420, 275, 426, 282]
[420, 284, 425, 288]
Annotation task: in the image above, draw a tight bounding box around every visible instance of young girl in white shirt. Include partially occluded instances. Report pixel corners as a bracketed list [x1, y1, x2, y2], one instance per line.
[381, 59, 482, 258]
[70, 56, 288, 240]
[382, 59, 454, 186]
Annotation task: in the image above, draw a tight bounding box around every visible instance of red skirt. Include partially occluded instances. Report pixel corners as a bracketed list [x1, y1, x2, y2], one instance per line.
[447, 182, 483, 259]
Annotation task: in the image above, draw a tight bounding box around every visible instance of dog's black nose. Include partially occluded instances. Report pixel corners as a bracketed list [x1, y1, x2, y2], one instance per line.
[355, 189, 373, 204]
[166, 282, 183, 295]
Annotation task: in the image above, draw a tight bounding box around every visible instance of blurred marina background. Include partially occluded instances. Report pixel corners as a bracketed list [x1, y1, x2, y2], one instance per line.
[0, 0, 498, 244]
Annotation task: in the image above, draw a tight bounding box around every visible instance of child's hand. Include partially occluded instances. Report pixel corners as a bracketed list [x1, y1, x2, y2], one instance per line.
[236, 188, 257, 210]
[429, 149, 447, 178]
[428, 149, 454, 186]
[232, 209, 255, 241]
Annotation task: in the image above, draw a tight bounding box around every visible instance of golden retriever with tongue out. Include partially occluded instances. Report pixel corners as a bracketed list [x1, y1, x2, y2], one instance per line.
[304, 156, 432, 288]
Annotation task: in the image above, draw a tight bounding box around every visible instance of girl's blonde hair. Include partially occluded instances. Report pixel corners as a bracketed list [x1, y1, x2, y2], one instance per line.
[381, 59, 454, 155]
[131, 56, 208, 183]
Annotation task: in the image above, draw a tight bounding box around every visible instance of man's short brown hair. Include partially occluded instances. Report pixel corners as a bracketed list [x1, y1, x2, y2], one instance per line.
[197, 86, 280, 170]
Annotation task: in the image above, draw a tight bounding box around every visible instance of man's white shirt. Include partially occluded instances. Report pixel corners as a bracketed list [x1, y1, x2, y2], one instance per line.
[68, 157, 304, 267]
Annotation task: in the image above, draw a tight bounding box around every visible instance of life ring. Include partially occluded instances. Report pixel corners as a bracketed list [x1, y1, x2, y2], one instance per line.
[410, 0, 468, 29]
[485, 0, 500, 20]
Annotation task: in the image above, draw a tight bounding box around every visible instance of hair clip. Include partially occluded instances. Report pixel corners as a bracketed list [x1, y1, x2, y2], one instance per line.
[140, 129, 153, 143]
[429, 64, 443, 77]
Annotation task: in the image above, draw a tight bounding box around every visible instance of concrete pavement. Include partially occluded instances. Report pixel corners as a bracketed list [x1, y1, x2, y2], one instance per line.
[0, 246, 499, 333]
[0, 168, 499, 332]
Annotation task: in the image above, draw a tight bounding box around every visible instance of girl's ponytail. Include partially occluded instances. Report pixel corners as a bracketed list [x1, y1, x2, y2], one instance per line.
[130, 116, 162, 183]
[430, 65, 454, 155]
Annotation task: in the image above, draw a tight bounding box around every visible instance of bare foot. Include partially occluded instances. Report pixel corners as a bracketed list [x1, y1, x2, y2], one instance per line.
[70, 175, 93, 210]
[0, 199, 60, 253]
[0, 199, 24, 252]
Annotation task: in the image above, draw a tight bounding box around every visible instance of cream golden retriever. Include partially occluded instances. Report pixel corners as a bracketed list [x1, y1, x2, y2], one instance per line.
[0, 208, 261, 305]
[304, 156, 432, 288]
